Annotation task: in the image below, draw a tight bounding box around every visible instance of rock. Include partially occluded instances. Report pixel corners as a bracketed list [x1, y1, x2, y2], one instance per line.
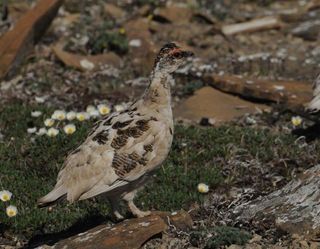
[0, 0, 63, 80]
[227, 245, 243, 249]
[199, 117, 216, 126]
[104, 3, 126, 20]
[52, 44, 121, 71]
[46, 215, 167, 249]
[38, 211, 192, 249]
[153, 210, 193, 231]
[245, 244, 262, 249]
[306, 0, 320, 11]
[291, 20, 320, 41]
[203, 74, 313, 109]
[153, 5, 193, 24]
[249, 234, 262, 243]
[233, 165, 320, 238]
[142, 234, 190, 249]
[174, 86, 269, 125]
[150, 22, 212, 44]
[137, 5, 151, 17]
[124, 18, 158, 74]
[52, 13, 80, 33]
[193, 10, 218, 24]
[222, 16, 282, 35]
[7, 2, 31, 21]
[310, 241, 320, 249]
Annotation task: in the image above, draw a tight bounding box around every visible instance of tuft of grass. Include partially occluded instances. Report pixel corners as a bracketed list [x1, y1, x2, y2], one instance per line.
[190, 226, 252, 248]
[87, 31, 128, 55]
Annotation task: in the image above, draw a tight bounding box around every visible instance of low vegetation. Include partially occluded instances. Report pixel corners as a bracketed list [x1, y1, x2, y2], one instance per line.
[1, 103, 320, 242]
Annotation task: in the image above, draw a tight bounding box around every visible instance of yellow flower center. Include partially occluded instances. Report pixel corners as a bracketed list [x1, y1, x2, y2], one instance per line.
[7, 210, 16, 217]
[78, 115, 85, 121]
[2, 194, 9, 201]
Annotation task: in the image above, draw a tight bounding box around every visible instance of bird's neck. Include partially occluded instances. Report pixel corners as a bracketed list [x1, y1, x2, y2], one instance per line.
[143, 70, 172, 107]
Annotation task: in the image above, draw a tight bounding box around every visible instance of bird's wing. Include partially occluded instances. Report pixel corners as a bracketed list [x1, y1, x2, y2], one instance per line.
[54, 106, 167, 202]
[308, 74, 320, 112]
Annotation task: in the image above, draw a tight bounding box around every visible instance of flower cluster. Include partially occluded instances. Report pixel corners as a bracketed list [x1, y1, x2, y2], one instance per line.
[27, 103, 126, 137]
[0, 190, 18, 217]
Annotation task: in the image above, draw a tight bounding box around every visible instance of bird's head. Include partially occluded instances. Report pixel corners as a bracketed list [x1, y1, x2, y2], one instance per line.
[153, 42, 194, 74]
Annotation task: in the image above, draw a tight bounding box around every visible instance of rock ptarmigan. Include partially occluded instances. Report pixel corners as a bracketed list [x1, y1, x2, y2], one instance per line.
[38, 42, 194, 218]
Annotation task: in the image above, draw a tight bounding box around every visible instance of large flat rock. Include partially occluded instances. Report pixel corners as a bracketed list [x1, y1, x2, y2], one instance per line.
[233, 165, 320, 238]
[203, 74, 313, 109]
[36, 211, 192, 249]
[0, 0, 63, 80]
[174, 86, 269, 124]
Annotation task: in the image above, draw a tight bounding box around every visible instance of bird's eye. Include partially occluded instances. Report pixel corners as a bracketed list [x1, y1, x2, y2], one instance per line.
[172, 52, 182, 58]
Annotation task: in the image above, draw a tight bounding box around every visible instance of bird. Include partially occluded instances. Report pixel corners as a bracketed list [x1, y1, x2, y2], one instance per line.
[307, 74, 320, 113]
[38, 42, 194, 219]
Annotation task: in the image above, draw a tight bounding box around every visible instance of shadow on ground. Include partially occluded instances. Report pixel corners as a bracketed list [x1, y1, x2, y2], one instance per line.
[292, 123, 320, 142]
[26, 212, 111, 249]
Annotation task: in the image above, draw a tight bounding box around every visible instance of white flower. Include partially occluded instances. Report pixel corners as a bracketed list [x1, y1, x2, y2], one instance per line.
[44, 118, 55, 127]
[89, 109, 100, 118]
[86, 105, 96, 113]
[291, 116, 302, 127]
[66, 111, 76, 121]
[52, 110, 66, 121]
[6, 205, 18, 217]
[0, 190, 12, 202]
[114, 104, 125, 112]
[76, 112, 90, 121]
[37, 127, 47, 136]
[31, 111, 42, 117]
[197, 183, 209, 194]
[47, 127, 59, 137]
[63, 124, 76, 135]
[80, 59, 95, 70]
[98, 104, 111, 115]
[35, 96, 46, 103]
[27, 127, 37, 134]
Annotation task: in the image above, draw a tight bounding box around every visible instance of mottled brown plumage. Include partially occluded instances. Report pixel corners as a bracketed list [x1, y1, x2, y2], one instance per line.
[38, 42, 193, 218]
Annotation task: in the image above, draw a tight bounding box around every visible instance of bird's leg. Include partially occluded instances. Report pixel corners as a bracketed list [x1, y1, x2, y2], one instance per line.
[109, 198, 124, 220]
[123, 191, 151, 218]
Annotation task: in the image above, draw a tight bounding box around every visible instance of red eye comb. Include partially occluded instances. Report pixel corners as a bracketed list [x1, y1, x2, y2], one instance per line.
[169, 47, 182, 55]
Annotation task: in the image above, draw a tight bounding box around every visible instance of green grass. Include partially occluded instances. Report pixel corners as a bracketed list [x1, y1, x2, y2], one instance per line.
[190, 226, 252, 249]
[0, 103, 319, 240]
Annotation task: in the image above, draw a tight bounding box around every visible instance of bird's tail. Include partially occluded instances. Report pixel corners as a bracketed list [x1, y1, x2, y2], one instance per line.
[37, 185, 67, 208]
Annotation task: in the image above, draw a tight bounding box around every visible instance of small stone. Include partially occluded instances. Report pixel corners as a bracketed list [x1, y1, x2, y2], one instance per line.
[80, 59, 95, 70]
[291, 20, 320, 41]
[129, 39, 142, 47]
[249, 234, 262, 243]
[227, 245, 243, 249]
[310, 242, 320, 249]
[199, 117, 215, 126]
[299, 240, 310, 249]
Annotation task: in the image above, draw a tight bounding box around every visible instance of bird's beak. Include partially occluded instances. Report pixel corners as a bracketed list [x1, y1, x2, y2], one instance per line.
[180, 50, 194, 58]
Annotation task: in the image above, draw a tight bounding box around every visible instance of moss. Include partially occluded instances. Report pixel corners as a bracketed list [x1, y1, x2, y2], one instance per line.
[190, 226, 252, 248]
[88, 32, 128, 55]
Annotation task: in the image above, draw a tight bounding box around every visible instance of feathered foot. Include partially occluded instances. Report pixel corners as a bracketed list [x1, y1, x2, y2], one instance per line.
[123, 191, 151, 218]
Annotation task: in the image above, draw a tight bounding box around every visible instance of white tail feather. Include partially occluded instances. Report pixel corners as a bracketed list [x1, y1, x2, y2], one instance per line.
[38, 185, 67, 207]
